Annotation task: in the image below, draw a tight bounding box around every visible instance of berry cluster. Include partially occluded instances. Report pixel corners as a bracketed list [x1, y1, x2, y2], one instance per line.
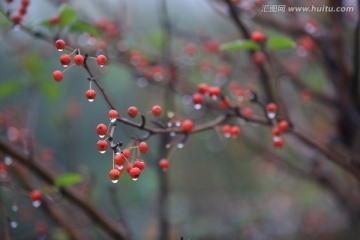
[265, 103, 289, 148]
[8, 0, 30, 25]
[52, 39, 108, 102]
[251, 31, 266, 65]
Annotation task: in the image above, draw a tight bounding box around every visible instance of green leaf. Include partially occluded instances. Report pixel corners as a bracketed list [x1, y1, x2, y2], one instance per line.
[58, 4, 77, 27]
[0, 81, 23, 101]
[267, 36, 296, 50]
[54, 173, 82, 188]
[39, 81, 60, 101]
[147, 30, 165, 50]
[40, 19, 53, 28]
[220, 40, 260, 51]
[70, 21, 100, 37]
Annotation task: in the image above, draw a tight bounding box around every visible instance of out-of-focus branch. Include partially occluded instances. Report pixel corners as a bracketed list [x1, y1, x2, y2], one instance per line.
[0, 138, 130, 240]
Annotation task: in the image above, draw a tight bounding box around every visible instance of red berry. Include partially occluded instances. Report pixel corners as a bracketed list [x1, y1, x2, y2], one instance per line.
[122, 149, 131, 158]
[52, 70, 63, 82]
[21, 0, 29, 7]
[159, 159, 169, 171]
[185, 44, 197, 56]
[242, 107, 253, 117]
[252, 52, 265, 65]
[12, 15, 22, 24]
[30, 190, 42, 201]
[114, 153, 126, 166]
[50, 15, 60, 25]
[60, 54, 71, 67]
[192, 93, 203, 105]
[220, 97, 230, 108]
[230, 126, 240, 137]
[266, 103, 277, 113]
[126, 164, 133, 173]
[151, 105, 162, 117]
[19, 6, 27, 15]
[129, 167, 141, 179]
[279, 120, 289, 132]
[96, 55, 107, 66]
[127, 106, 138, 118]
[273, 138, 284, 148]
[134, 160, 146, 170]
[96, 123, 107, 137]
[251, 31, 265, 43]
[55, 39, 66, 51]
[272, 127, 281, 136]
[86, 89, 96, 102]
[74, 55, 84, 66]
[138, 142, 148, 153]
[198, 83, 209, 94]
[109, 169, 121, 182]
[6, 0, 14, 3]
[96, 140, 108, 153]
[182, 119, 194, 133]
[222, 125, 231, 135]
[209, 87, 221, 97]
[108, 110, 119, 120]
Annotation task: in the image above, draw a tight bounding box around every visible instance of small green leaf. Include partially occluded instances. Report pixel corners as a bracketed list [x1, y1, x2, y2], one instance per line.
[39, 81, 60, 101]
[0, 81, 23, 101]
[220, 40, 260, 51]
[54, 173, 82, 188]
[58, 4, 77, 27]
[70, 22, 100, 37]
[267, 36, 296, 50]
[40, 19, 53, 28]
[147, 30, 165, 50]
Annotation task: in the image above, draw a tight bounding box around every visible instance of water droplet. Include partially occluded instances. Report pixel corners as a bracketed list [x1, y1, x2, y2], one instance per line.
[273, 136, 281, 141]
[267, 112, 276, 119]
[10, 221, 17, 228]
[165, 144, 171, 149]
[175, 121, 181, 127]
[99, 135, 105, 138]
[99, 150, 106, 154]
[62, 64, 69, 67]
[167, 122, 173, 128]
[99, 65, 104, 68]
[132, 177, 138, 181]
[58, 49, 64, 52]
[4, 156, 12, 165]
[88, 99, 94, 103]
[177, 143, 184, 149]
[32, 200, 41, 208]
[194, 104, 202, 110]
[111, 180, 118, 183]
[211, 96, 218, 100]
[116, 165, 124, 171]
[12, 205, 18, 212]
[169, 132, 176, 137]
[224, 133, 231, 138]
[110, 118, 116, 123]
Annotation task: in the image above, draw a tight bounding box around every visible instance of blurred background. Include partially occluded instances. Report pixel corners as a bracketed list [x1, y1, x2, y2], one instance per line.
[0, 0, 358, 239]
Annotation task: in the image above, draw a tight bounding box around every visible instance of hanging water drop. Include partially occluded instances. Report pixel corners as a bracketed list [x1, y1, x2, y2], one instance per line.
[111, 179, 118, 183]
[10, 221, 18, 228]
[273, 136, 281, 141]
[99, 64, 104, 68]
[4, 156, 12, 166]
[62, 64, 69, 67]
[165, 143, 172, 149]
[169, 132, 176, 137]
[194, 104, 202, 110]
[32, 200, 41, 208]
[132, 177, 138, 181]
[110, 118, 116, 123]
[267, 112, 276, 119]
[88, 99, 94, 103]
[12, 205, 18, 212]
[99, 150, 106, 154]
[211, 95, 218, 100]
[58, 49, 64, 52]
[224, 133, 231, 138]
[175, 121, 181, 127]
[177, 143, 184, 149]
[117, 165, 124, 171]
[99, 135, 105, 138]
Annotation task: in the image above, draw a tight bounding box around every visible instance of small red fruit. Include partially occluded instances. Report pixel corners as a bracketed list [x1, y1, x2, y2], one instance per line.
[222, 125, 231, 135]
[151, 105, 162, 117]
[185, 44, 197, 56]
[108, 110, 119, 120]
[96, 124, 107, 137]
[114, 153, 126, 166]
[251, 31, 265, 43]
[134, 160, 146, 170]
[198, 83, 209, 94]
[86, 89, 96, 102]
[52, 70, 63, 82]
[272, 127, 281, 136]
[96, 140, 108, 153]
[12, 15, 22, 24]
[159, 159, 169, 171]
[127, 106, 138, 118]
[21, 0, 29, 7]
[122, 149, 131, 158]
[208, 87, 221, 97]
[242, 107, 253, 118]
[192, 93, 203, 105]
[109, 169, 121, 182]
[55, 39, 66, 51]
[30, 190, 42, 201]
[138, 142, 148, 153]
[273, 138, 284, 148]
[252, 52, 265, 65]
[279, 120, 289, 132]
[230, 126, 240, 137]
[50, 15, 60, 25]
[126, 164, 133, 173]
[129, 167, 141, 179]
[96, 55, 107, 66]
[182, 119, 194, 133]
[266, 103, 277, 113]
[60, 54, 71, 67]
[74, 55, 84, 66]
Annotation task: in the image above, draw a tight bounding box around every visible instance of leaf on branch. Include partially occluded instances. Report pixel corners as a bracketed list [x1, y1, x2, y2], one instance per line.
[267, 36, 296, 50]
[54, 173, 82, 188]
[0, 81, 23, 101]
[58, 4, 77, 27]
[220, 40, 260, 51]
[70, 22, 101, 37]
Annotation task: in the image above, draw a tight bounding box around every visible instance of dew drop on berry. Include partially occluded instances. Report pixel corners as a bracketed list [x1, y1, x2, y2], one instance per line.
[111, 179, 118, 183]
[99, 64, 104, 68]
[116, 165, 124, 171]
[211, 95, 218, 100]
[58, 49, 64, 52]
[88, 99, 94, 103]
[99, 150, 106, 154]
[12, 205, 18, 212]
[224, 133, 231, 138]
[99, 134, 105, 138]
[169, 132, 176, 137]
[273, 136, 281, 141]
[175, 121, 181, 127]
[132, 177, 138, 181]
[267, 112, 276, 119]
[10, 221, 18, 228]
[194, 104, 202, 110]
[167, 122, 173, 128]
[4, 156, 12, 165]
[110, 118, 116, 123]
[62, 64, 69, 67]
[165, 143, 171, 149]
[32, 200, 41, 208]
[177, 143, 184, 149]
